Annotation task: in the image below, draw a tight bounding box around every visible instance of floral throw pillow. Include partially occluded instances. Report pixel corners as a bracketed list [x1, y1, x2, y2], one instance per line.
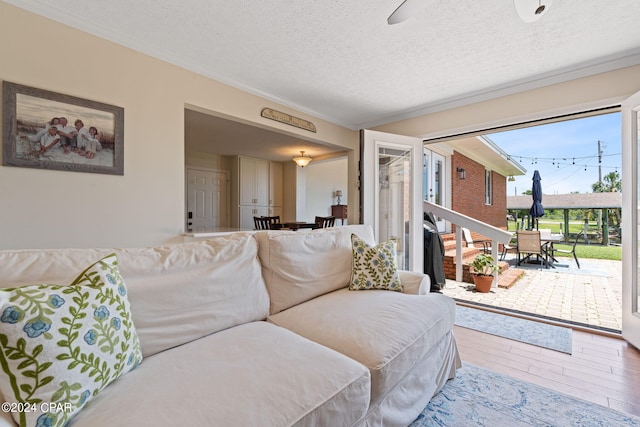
[349, 234, 403, 292]
[0, 254, 143, 427]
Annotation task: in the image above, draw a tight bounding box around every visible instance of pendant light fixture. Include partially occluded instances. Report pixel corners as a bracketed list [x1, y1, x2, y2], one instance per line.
[293, 151, 312, 167]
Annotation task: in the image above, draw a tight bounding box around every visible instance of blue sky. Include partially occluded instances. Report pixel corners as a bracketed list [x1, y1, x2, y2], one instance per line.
[486, 112, 622, 196]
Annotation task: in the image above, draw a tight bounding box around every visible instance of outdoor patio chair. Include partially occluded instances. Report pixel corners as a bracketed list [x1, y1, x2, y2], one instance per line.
[516, 230, 549, 268]
[550, 230, 582, 269]
[500, 232, 517, 261]
[462, 227, 490, 254]
[539, 228, 552, 239]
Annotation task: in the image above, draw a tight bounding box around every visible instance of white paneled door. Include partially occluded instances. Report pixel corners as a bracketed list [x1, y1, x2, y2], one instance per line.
[361, 130, 424, 272]
[186, 168, 228, 232]
[622, 90, 640, 350]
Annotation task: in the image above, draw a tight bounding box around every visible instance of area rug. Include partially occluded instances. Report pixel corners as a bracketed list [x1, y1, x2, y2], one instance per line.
[455, 305, 572, 354]
[410, 364, 640, 427]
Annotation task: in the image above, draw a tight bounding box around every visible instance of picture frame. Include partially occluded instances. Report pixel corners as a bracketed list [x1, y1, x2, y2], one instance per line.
[2, 81, 124, 175]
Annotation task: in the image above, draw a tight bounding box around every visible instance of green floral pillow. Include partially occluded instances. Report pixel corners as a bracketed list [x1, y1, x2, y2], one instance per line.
[349, 234, 403, 292]
[0, 254, 143, 427]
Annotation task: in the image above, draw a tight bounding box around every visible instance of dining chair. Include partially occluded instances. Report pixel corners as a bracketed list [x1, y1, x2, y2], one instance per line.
[550, 230, 582, 269]
[253, 216, 280, 230]
[314, 216, 336, 228]
[516, 230, 548, 268]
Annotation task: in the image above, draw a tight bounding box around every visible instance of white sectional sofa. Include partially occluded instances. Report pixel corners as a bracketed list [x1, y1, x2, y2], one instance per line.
[0, 225, 460, 427]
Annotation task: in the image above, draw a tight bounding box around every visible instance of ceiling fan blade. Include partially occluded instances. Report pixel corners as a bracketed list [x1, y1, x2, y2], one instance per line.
[387, 0, 423, 25]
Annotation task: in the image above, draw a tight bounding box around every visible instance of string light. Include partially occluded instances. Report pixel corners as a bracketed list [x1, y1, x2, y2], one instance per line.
[506, 152, 620, 169]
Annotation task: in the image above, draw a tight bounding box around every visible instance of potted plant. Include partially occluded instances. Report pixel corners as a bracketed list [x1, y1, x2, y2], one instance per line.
[469, 253, 501, 293]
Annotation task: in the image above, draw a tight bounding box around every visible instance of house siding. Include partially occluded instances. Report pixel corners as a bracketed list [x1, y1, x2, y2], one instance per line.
[452, 151, 507, 232]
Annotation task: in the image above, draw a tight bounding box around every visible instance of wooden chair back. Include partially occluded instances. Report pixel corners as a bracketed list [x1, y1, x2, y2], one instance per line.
[314, 216, 336, 228]
[254, 216, 280, 230]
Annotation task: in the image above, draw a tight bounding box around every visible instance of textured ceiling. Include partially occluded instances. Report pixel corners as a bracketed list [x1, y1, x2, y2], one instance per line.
[6, 0, 640, 131]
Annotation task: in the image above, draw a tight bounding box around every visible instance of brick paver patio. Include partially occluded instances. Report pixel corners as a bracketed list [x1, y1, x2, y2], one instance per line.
[440, 255, 623, 332]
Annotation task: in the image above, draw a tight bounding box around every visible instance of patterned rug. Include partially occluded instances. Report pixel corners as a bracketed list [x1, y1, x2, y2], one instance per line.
[410, 364, 640, 427]
[455, 305, 572, 354]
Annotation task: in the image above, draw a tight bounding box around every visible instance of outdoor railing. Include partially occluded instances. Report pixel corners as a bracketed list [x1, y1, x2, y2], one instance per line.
[424, 201, 513, 286]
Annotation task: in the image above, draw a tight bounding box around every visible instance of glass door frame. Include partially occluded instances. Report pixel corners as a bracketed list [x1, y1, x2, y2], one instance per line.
[361, 130, 424, 272]
[622, 90, 640, 349]
[423, 148, 447, 232]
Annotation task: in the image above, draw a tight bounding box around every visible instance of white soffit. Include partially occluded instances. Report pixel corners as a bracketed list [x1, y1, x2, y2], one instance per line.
[5, 0, 640, 130]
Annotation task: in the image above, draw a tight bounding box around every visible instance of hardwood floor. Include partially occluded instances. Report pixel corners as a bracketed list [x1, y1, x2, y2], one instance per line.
[454, 324, 640, 418]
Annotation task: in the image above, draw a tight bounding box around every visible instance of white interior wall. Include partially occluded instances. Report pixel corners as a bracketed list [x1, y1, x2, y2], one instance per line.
[0, 3, 357, 249]
[304, 157, 348, 224]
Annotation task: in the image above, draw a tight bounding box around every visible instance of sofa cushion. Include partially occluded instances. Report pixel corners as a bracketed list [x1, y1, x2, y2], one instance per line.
[0, 254, 142, 427]
[349, 234, 402, 292]
[109, 235, 270, 357]
[268, 289, 457, 407]
[0, 234, 270, 358]
[255, 224, 375, 314]
[69, 322, 371, 427]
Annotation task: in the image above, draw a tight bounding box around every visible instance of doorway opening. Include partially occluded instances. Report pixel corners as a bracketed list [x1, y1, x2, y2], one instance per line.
[437, 109, 623, 333]
[183, 107, 351, 232]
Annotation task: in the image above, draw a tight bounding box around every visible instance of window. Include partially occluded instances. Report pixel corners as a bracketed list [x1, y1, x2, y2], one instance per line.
[485, 169, 492, 205]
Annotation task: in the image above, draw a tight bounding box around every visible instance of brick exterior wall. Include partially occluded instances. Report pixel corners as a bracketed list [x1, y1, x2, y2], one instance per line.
[451, 151, 507, 234]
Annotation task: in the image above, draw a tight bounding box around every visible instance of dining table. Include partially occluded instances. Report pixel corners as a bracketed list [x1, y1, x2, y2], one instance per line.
[282, 221, 318, 231]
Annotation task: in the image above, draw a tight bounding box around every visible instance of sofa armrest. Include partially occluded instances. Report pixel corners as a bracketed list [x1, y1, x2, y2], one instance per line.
[398, 270, 430, 295]
[0, 406, 14, 427]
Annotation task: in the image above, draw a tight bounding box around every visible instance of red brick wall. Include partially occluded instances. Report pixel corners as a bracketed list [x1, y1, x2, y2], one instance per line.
[451, 151, 507, 232]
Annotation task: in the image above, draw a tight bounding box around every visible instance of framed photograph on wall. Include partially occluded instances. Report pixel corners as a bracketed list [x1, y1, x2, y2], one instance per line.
[2, 81, 124, 175]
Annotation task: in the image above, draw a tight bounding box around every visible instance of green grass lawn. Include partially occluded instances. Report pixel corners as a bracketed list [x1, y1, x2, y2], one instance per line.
[507, 220, 621, 260]
[551, 243, 621, 261]
[508, 220, 603, 234]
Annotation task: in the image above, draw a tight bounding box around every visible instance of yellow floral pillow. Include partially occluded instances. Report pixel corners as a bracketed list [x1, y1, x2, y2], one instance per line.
[349, 234, 402, 291]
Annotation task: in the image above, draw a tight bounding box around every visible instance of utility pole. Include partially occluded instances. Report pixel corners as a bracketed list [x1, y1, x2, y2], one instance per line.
[598, 140, 603, 186]
[597, 140, 603, 229]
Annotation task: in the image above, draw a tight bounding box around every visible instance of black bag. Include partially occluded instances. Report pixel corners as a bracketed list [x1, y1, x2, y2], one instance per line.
[423, 212, 446, 291]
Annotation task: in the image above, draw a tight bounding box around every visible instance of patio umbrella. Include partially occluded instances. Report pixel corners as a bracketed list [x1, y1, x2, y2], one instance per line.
[529, 170, 544, 229]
